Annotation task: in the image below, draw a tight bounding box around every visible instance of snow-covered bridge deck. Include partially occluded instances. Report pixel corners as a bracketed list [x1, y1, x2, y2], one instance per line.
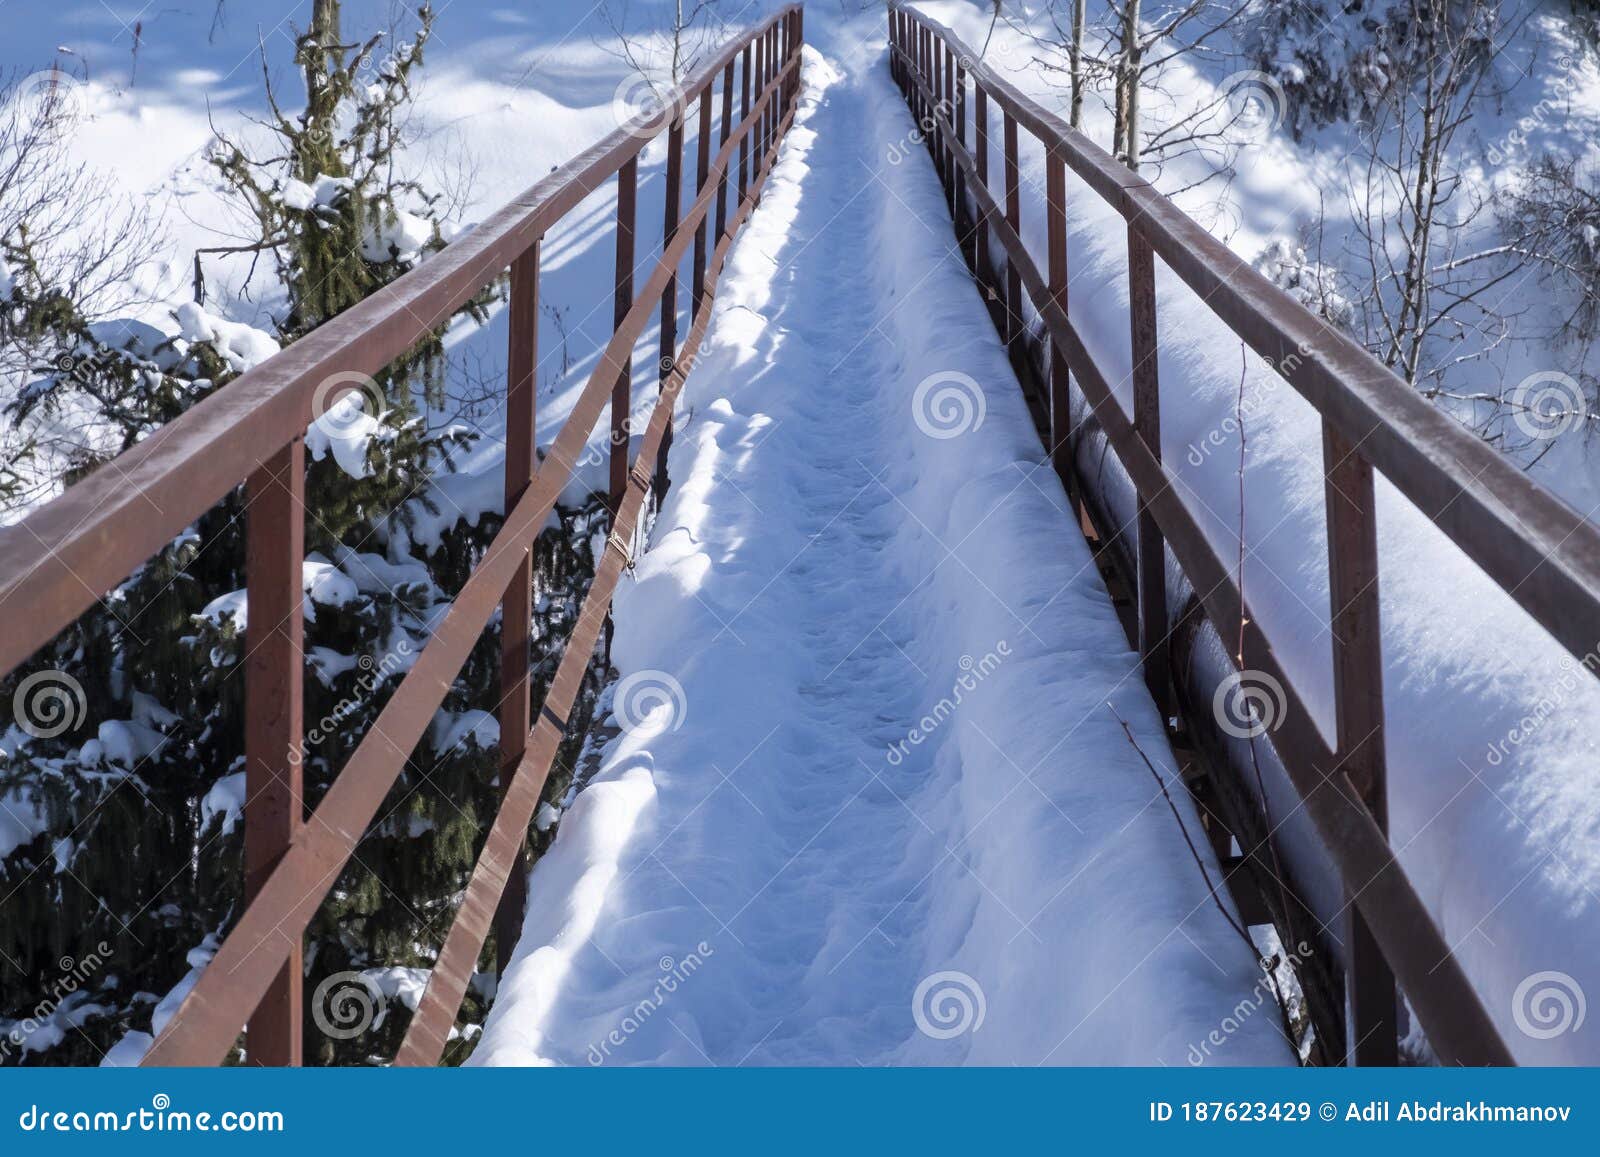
[472, 48, 1288, 1068]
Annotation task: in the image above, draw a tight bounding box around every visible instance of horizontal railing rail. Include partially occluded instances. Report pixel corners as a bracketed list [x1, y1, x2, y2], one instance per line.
[0, 5, 803, 1067]
[884, 4, 1593, 1066]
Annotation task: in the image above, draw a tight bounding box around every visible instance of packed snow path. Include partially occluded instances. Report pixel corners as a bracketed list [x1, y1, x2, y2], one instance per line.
[473, 50, 1290, 1067]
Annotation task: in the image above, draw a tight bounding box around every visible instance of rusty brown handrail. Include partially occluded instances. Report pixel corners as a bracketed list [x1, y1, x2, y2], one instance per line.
[0, 7, 803, 1067]
[884, 5, 1580, 1066]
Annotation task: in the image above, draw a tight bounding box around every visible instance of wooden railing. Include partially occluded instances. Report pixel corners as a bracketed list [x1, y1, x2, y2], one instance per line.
[0, 6, 803, 1066]
[889, 4, 1600, 1067]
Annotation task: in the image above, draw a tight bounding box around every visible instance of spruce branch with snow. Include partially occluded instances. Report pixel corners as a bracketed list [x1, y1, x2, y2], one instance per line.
[0, 0, 606, 1067]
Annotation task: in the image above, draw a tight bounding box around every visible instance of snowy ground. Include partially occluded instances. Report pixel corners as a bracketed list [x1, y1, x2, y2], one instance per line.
[471, 47, 1290, 1068]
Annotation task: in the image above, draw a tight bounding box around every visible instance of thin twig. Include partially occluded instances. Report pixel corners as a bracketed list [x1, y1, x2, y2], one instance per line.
[1108, 703, 1250, 947]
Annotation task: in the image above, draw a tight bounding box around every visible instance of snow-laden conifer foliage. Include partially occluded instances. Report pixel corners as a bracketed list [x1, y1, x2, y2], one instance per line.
[0, 1, 605, 1065]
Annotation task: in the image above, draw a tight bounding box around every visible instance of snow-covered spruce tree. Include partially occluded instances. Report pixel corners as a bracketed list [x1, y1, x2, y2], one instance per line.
[1240, 0, 1498, 139]
[0, 1, 604, 1066]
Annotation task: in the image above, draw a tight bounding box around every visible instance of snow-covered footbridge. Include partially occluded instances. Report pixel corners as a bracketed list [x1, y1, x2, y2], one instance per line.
[3, 5, 1599, 1069]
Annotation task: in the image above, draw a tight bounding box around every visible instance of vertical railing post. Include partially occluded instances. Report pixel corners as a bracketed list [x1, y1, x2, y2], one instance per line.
[658, 113, 684, 501]
[739, 44, 752, 200]
[1127, 220, 1169, 710]
[494, 240, 540, 977]
[243, 440, 305, 1067]
[954, 55, 969, 262]
[769, 23, 780, 147]
[611, 158, 637, 514]
[916, 27, 926, 124]
[693, 85, 713, 322]
[908, 23, 916, 112]
[717, 60, 734, 242]
[1002, 110, 1021, 345]
[973, 79, 996, 324]
[889, 9, 899, 87]
[934, 42, 947, 212]
[907, 15, 916, 98]
[791, 8, 802, 111]
[1046, 150, 1073, 498]
[975, 80, 989, 250]
[753, 34, 766, 179]
[913, 25, 923, 117]
[900, 12, 909, 91]
[773, 20, 783, 132]
[756, 27, 767, 166]
[1323, 421, 1398, 1066]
